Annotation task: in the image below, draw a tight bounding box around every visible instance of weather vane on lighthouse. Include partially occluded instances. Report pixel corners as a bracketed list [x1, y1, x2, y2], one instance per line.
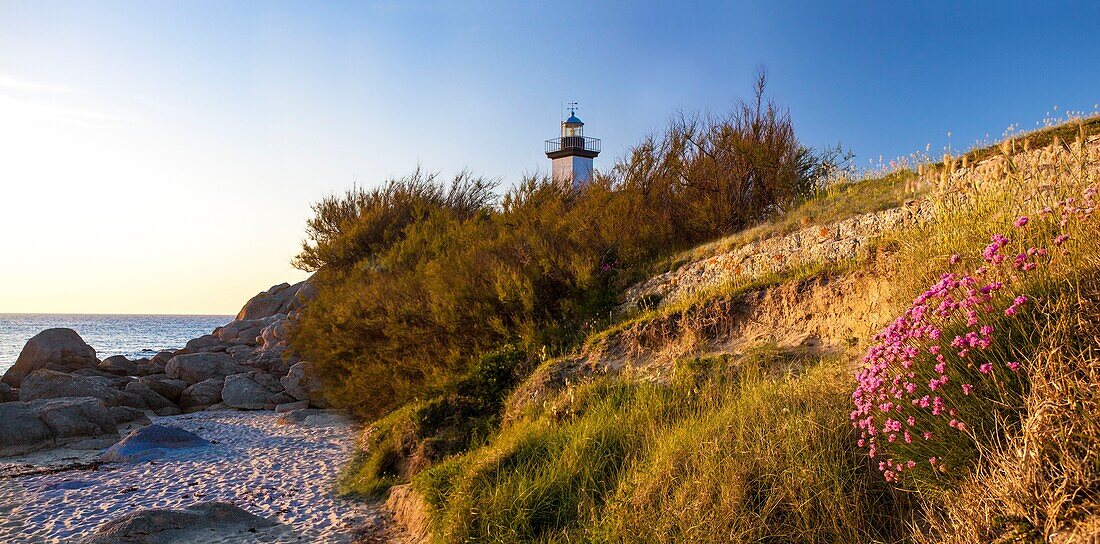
[545, 101, 600, 188]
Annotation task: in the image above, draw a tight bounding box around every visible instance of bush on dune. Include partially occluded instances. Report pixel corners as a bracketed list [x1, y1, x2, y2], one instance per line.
[289, 72, 833, 420]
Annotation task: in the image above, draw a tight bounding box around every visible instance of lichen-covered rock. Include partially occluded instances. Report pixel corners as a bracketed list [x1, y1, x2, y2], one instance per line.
[0, 381, 16, 403]
[19, 369, 122, 405]
[27, 397, 119, 449]
[154, 406, 182, 416]
[2, 328, 98, 387]
[108, 405, 150, 426]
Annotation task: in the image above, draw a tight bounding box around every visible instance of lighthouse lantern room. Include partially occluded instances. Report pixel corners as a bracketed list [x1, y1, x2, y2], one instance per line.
[545, 103, 601, 187]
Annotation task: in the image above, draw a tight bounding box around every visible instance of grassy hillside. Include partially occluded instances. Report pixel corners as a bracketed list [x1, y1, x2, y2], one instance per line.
[362, 122, 1100, 543]
[313, 110, 1100, 543]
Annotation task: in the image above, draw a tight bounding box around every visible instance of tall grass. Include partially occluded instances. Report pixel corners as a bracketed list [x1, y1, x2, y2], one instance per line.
[417, 352, 909, 544]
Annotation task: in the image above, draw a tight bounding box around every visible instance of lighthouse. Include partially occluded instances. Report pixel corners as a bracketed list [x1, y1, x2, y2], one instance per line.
[545, 103, 601, 187]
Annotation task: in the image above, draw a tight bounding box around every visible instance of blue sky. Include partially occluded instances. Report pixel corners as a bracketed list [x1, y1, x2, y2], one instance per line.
[1, 1, 1099, 313]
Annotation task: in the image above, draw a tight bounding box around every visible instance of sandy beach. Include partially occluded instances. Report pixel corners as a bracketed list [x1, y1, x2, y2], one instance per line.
[0, 410, 381, 543]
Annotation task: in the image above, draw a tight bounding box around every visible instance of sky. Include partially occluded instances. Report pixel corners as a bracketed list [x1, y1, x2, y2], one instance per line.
[1, 1, 1098, 314]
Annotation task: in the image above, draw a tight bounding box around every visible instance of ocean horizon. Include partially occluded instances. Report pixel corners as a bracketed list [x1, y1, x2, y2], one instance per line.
[0, 313, 234, 376]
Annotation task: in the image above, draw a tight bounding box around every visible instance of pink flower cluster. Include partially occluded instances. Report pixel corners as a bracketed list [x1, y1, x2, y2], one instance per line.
[851, 230, 1048, 483]
[852, 182, 1098, 484]
[1041, 185, 1097, 236]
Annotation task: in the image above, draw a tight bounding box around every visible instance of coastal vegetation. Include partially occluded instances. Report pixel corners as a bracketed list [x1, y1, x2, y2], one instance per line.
[289, 73, 837, 419]
[290, 73, 1100, 541]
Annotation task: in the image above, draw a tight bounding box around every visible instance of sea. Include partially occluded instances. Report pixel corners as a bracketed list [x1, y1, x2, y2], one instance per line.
[0, 314, 234, 376]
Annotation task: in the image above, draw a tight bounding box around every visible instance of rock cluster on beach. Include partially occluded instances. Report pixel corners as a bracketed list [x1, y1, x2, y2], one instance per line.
[0, 279, 328, 457]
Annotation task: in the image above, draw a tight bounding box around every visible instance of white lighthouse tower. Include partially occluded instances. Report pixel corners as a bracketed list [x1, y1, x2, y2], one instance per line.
[545, 103, 600, 187]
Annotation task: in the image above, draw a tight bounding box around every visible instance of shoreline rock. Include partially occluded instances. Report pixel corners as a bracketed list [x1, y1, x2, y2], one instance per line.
[2, 328, 99, 387]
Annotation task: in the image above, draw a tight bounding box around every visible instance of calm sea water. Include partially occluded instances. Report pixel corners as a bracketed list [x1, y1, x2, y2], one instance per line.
[0, 314, 234, 376]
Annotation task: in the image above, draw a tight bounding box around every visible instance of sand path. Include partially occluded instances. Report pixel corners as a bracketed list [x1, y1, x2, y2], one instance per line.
[0, 410, 385, 543]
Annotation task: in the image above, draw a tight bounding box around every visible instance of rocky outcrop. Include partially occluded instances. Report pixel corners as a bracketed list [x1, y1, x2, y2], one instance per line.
[0, 277, 326, 458]
[619, 201, 935, 312]
[235, 280, 311, 321]
[214, 314, 284, 346]
[275, 399, 309, 413]
[124, 380, 177, 411]
[0, 381, 15, 402]
[79, 502, 282, 544]
[2, 328, 99, 387]
[183, 334, 223, 352]
[147, 350, 175, 374]
[164, 352, 245, 384]
[109, 406, 151, 426]
[31, 398, 119, 445]
[100, 424, 210, 463]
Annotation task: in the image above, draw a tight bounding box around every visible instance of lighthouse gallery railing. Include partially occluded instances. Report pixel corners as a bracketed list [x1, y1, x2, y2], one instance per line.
[545, 136, 601, 154]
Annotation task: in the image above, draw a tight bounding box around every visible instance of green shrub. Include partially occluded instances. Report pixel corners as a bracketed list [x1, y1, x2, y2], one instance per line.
[341, 346, 532, 497]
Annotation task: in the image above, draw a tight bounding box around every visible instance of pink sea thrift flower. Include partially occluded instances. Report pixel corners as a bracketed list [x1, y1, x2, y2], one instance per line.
[1014, 216, 1029, 228]
[851, 226, 1047, 483]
